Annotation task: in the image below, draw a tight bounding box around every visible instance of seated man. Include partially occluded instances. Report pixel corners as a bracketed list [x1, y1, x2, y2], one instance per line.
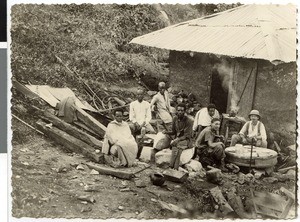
[193, 103, 220, 137]
[163, 103, 193, 170]
[102, 108, 138, 167]
[195, 118, 227, 172]
[230, 110, 267, 148]
[129, 88, 156, 137]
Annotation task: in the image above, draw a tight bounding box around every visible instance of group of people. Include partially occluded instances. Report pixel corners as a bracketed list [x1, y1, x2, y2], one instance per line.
[102, 82, 268, 172]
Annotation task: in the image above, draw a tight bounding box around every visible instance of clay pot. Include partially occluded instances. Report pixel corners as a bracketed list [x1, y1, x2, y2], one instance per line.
[150, 172, 165, 186]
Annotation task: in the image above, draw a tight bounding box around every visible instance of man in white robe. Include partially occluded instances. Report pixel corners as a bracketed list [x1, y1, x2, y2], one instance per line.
[102, 109, 138, 167]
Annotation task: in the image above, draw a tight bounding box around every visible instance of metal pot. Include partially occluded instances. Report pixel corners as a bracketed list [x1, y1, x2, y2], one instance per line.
[150, 172, 165, 186]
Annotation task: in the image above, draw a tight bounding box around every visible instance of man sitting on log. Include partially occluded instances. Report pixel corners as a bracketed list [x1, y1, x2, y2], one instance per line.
[102, 108, 138, 167]
[230, 110, 267, 148]
[129, 88, 156, 135]
[193, 103, 220, 138]
[162, 103, 194, 170]
[195, 118, 228, 172]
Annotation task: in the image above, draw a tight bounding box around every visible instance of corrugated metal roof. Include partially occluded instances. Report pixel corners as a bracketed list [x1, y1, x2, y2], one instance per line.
[130, 4, 296, 63]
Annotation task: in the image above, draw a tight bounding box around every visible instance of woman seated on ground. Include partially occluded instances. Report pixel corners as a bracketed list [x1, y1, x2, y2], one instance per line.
[102, 108, 138, 167]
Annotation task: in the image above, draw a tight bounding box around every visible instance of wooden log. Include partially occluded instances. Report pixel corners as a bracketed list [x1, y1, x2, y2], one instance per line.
[75, 106, 107, 138]
[227, 188, 252, 219]
[158, 200, 188, 215]
[162, 169, 188, 183]
[36, 120, 103, 163]
[12, 80, 39, 99]
[210, 186, 234, 216]
[278, 166, 296, 173]
[85, 162, 134, 180]
[43, 110, 103, 149]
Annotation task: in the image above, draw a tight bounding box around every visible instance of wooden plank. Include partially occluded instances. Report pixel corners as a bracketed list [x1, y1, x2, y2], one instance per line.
[73, 121, 99, 137]
[36, 120, 103, 163]
[75, 106, 107, 138]
[85, 162, 134, 180]
[12, 80, 39, 99]
[162, 169, 188, 183]
[43, 110, 103, 149]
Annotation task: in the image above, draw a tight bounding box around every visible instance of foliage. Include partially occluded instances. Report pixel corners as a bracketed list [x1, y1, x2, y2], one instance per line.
[11, 4, 170, 95]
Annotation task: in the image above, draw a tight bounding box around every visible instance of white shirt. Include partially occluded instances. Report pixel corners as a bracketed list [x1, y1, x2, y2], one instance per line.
[239, 120, 267, 141]
[129, 100, 151, 126]
[193, 108, 220, 131]
[150, 91, 172, 123]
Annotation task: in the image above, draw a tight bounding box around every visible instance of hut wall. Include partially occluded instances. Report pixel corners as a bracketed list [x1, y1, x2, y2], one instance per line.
[168, 51, 296, 144]
[254, 61, 297, 144]
[168, 51, 219, 106]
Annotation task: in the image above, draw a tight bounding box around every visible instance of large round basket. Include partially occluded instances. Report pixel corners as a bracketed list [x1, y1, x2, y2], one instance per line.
[225, 146, 278, 168]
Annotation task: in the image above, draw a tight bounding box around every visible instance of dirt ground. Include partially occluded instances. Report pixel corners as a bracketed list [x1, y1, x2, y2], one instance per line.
[11, 119, 297, 219]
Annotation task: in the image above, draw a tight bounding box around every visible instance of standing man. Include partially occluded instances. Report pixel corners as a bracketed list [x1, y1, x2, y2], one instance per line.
[163, 103, 194, 170]
[230, 110, 267, 148]
[150, 82, 173, 131]
[193, 103, 220, 137]
[194, 118, 227, 172]
[129, 88, 155, 137]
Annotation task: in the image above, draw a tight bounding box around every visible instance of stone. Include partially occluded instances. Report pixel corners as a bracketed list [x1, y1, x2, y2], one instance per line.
[237, 172, 246, 184]
[76, 164, 85, 170]
[155, 148, 195, 167]
[135, 180, 146, 188]
[137, 210, 151, 219]
[253, 169, 264, 179]
[262, 177, 278, 183]
[184, 160, 203, 172]
[244, 173, 255, 183]
[118, 206, 124, 211]
[90, 169, 99, 175]
[163, 169, 189, 183]
[264, 167, 274, 176]
[286, 169, 296, 180]
[81, 206, 92, 212]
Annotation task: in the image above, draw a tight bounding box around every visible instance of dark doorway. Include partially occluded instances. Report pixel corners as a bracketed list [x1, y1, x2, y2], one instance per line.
[210, 69, 228, 114]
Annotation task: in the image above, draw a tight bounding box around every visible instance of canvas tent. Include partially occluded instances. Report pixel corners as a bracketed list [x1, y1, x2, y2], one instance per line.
[130, 4, 297, 143]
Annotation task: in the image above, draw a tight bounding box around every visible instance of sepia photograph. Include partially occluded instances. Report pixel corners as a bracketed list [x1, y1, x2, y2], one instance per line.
[9, 1, 297, 220]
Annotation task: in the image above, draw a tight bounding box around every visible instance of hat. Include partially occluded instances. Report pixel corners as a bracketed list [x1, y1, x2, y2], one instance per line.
[158, 82, 166, 88]
[248, 110, 260, 119]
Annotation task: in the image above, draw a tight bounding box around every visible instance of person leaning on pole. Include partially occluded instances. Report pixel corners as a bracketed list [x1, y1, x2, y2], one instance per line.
[150, 82, 173, 131]
[230, 110, 267, 148]
[162, 103, 194, 170]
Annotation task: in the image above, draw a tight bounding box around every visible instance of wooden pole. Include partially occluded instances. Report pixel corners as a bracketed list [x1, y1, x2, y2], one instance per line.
[251, 62, 259, 110]
[12, 114, 44, 135]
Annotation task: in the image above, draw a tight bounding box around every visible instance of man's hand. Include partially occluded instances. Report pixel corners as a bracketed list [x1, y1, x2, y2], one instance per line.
[170, 138, 179, 146]
[141, 121, 146, 127]
[256, 135, 262, 140]
[215, 142, 225, 148]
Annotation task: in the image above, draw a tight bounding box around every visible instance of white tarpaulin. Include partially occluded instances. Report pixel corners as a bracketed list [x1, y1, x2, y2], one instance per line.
[25, 85, 98, 112]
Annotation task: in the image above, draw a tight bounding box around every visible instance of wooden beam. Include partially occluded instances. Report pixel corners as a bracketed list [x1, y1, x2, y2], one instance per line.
[75, 106, 107, 138]
[36, 120, 103, 163]
[210, 186, 234, 216]
[85, 162, 134, 180]
[42, 110, 103, 149]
